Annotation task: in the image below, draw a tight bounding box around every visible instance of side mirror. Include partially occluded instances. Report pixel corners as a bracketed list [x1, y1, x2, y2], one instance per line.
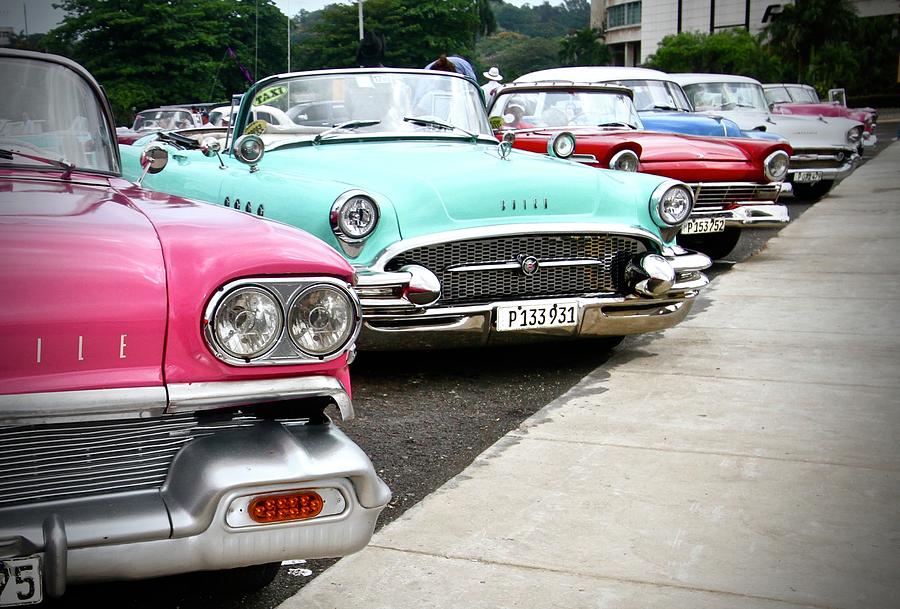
[137, 143, 168, 186]
[200, 136, 226, 169]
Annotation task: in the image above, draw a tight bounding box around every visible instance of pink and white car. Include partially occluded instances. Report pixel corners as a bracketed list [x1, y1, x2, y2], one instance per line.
[0, 49, 389, 605]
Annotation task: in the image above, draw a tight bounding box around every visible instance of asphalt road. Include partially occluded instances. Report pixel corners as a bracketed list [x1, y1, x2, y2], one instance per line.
[45, 119, 897, 609]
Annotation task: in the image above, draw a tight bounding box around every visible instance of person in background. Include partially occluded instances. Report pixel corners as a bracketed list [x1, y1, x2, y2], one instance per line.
[424, 54, 477, 82]
[356, 30, 385, 68]
[481, 66, 503, 103]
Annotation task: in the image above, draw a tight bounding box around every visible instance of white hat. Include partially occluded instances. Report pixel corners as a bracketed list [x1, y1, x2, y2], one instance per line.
[483, 66, 503, 81]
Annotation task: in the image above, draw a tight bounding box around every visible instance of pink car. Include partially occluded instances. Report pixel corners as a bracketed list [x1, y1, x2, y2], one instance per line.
[763, 83, 877, 150]
[0, 49, 389, 605]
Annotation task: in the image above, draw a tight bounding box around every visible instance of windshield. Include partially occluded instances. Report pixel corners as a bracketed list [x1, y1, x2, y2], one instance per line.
[787, 85, 819, 103]
[235, 71, 492, 140]
[489, 89, 642, 129]
[618, 79, 692, 112]
[764, 86, 792, 104]
[682, 82, 769, 112]
[133, 109, 196, 131]
[0, 56, 116, 174]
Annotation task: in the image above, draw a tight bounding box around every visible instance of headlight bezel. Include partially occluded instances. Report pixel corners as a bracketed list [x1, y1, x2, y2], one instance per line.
[547, 131, 576, 159]
[210, 285, 284, 360]
[330, 190, 380, 243]
[204, 277, 361, 366]
[609, 149, 640, 172]
[650, 180, 694, 228]
[287, 284, 358, 358]
[847, 126, 862, 144]
[763, 150, 790, 182]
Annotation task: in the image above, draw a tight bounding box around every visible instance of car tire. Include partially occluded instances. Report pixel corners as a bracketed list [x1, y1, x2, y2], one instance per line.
[212, 562, 282, 593]
[791, 180, 834, 202]
[677, 227, 741, 261]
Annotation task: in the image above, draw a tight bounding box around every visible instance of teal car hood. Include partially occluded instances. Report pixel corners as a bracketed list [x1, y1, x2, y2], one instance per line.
[269, 139, 665, 237]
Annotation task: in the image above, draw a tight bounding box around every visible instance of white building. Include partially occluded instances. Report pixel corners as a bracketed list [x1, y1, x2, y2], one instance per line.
[591, 0, 900, 66]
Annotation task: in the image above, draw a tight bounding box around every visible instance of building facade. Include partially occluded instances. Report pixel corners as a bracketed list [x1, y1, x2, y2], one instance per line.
[591, 0, 900, 66]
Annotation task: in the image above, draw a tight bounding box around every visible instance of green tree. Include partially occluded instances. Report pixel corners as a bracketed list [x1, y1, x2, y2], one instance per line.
[559, 27, 610, 66]
[490, 0, 589, 38]
[44, 0, 289, 124]
[475, 31, 561, 82]
[644, 29, 783, 82]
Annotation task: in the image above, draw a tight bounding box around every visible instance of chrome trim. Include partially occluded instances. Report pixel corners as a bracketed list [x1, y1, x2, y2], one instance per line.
[688, 204, 789, 228]
[447, 257, 612, 273]
[329, 189, 381, 258]
[167, 375, 354, 421]
[203, 277, 361, 367]
[362, 224, 664, 273]
[763, 150, 789, 182]
[571, 154, 599, 163]
[650, 179, 694, 228]
[609, 149, 639, 171]
[0, 387, 167, 426]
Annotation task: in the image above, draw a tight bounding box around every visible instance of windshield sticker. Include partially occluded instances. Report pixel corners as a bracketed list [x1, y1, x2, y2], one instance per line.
[253, 85, 287, 106]
[371, 74, 391, 84]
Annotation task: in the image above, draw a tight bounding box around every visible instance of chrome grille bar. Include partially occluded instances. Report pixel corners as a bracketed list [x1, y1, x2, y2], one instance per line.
[688, 183, 780, 210]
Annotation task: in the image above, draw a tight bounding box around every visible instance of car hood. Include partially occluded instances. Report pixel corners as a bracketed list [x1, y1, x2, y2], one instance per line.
[639, 110, 745, 138]
[273, 139, 667, 243]
[0, 172, 168, 396]
[699, 110, 859, 150]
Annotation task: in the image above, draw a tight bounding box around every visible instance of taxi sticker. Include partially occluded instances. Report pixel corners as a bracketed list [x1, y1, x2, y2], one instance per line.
[243, 120, 268, 135]
[253, 85, 287, 106]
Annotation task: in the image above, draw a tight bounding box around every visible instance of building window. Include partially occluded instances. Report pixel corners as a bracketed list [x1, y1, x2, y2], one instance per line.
[607, 1, 641, 28]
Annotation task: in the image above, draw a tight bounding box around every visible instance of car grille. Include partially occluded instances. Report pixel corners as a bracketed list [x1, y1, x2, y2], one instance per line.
[689, 183, 780, 211]
[0, 413, 300, 507]
[791, 149, 851, 171]
[385, 234, 648, 305]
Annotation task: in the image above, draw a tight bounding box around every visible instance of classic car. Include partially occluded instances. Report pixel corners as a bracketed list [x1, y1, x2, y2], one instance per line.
[514, 66, 785, 141]
[486, 81, 793, 260]
[0, 49, 389, 604]
[119, 67, 712, 351]
[762, 83, 877, 148]
[670, 73, 865, 200]
[115, 106, 205, 145]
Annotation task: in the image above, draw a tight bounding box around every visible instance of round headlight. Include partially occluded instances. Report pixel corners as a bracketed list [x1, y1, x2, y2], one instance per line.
[289, 286, 357, 357]
[234, 134, 265, 165]
[212, 287, 283, 359]
[847, 126, 862, 143]
[609, 149, 639, 172]
[331, 192, 380, 241]
[763, 150, 789, 182]
[651, 182, 694, 227]
[547, 132, 576, 159]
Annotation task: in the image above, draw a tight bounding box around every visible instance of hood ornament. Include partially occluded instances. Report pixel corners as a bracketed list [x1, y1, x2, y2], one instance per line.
[498, 131, 515, 160]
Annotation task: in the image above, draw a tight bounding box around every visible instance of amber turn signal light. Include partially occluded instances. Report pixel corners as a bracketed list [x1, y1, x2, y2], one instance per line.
[248, 491, 324, 523]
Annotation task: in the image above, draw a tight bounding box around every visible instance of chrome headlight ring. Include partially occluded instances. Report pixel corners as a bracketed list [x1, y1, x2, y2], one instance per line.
[204, 277, 361, 365]
[847, 126, 862, 144]
[330, 190, 380, 242]
[763, 150, 790, 182]
[547, 131, 576, 159]
[233, 134, 265, 171]
[609, 149, 639, 172]
[650, 180, 694, 228]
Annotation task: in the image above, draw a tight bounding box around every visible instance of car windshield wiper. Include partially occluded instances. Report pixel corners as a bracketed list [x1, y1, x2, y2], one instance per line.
[0, 147, 75, 178]
[651, 104, 686, 112]
[597, 122, 638, 130]
[313, 120, 381, 144]
[403, 116, 477, 141]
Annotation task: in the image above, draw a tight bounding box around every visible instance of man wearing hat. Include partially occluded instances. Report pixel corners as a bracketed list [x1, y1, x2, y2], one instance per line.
[481, 66, 503, 103]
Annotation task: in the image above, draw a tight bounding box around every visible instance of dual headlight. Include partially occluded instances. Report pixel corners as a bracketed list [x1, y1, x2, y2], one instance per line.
[763, 150, 790, 182]
[205, 278, 360, 364]
[650, 180, 694, 227]
[847, 126, 863, 144]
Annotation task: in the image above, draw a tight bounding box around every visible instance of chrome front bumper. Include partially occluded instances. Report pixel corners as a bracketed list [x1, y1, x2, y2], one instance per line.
[788, 149, 860, 182]
[689, 203, 790, 229]
[0, 413, 390, 593]
[355, 247, 711, 350]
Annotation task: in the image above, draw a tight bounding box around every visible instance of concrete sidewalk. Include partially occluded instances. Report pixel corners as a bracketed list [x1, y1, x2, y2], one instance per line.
[280, 144, 900, 609]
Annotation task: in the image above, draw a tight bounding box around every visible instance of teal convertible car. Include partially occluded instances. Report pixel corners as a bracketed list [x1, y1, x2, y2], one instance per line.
[121, 68, 711, 350]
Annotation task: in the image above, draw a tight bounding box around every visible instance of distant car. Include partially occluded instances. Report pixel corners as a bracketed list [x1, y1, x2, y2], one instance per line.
[0, 48, 389, 604]
[762, 83, 877, 149]
[116, 106, 204, 144]
[670, 73, 865, 201]
[208, 101, 294, 128]
[488, 81, 792, 259]
[120, 67, 712, 351]
[514, 66, 786, 141]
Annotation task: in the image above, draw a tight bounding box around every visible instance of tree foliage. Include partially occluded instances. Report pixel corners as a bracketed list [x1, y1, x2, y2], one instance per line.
[43, 0, 290, 124]
[644, 30, 783, 82]
[292, 0, 485, 72]
[490, 0, 589, 38]
[558, 27, 610, 67]
[475, 31, 561, 82]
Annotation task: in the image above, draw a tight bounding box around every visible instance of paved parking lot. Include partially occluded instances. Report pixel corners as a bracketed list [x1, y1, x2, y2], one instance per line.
[278, 142, 900, 609]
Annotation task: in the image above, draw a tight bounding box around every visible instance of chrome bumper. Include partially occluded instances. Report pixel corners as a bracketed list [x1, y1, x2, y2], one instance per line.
[355, 248, 711, 350]
[690, 203, 789, 229]
[0, 417, 390, 591]
[788, 150, 860, 182]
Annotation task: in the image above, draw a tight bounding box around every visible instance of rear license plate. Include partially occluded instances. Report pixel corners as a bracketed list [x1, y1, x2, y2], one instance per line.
[793, 171, 823, 183]
[680, 217, 725, 235]
[496, 300, 578, 331]
[0, 556, 42, 606]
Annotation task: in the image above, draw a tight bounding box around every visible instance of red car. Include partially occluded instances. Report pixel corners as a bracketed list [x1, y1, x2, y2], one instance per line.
[0, 48, 388, 604]
[763, 83, 877, 151]
[488, 82, 793, 259]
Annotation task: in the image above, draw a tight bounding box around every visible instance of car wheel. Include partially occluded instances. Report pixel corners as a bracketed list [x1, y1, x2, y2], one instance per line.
[791, 180, 834, 202]
[212, 562, 281, 593]
[677, 227, 741, 261]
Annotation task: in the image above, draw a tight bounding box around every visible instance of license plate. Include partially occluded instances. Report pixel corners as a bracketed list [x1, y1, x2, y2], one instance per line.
[496, 300, 578, 331]
[0, 557, 42, 606]
[680, 217, 725, 235]
[793, 171, 822, 183]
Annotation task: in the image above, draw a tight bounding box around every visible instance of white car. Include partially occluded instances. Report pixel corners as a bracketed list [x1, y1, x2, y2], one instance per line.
[208, 103, 295, 128]
[670, 73, 864, 200]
